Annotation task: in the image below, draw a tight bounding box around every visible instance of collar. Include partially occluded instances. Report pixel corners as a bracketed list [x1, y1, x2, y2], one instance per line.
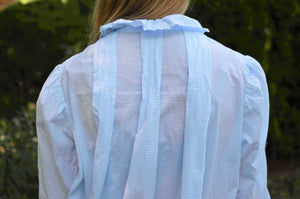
[100, 14, 209, 38]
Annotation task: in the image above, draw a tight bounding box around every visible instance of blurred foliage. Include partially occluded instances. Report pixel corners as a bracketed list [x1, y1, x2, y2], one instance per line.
[0, 0, 93, 118]
[0, 0, 299, 198]
[0, 103, 37, 198]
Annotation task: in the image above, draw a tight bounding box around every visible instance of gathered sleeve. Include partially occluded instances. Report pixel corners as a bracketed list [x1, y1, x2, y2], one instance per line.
[237, 56, 271, 199]
[36, 64, 78, 199]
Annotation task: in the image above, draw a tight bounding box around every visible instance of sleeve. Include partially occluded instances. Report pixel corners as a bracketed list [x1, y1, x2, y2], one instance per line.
[236, 56, 271, 199]
[36, 64, 78, 199]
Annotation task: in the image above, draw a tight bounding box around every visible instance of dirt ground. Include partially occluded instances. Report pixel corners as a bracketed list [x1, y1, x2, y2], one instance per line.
[267, 158, 300, 199]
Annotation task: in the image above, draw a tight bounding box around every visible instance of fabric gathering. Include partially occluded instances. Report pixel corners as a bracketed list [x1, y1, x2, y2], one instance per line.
[36, 14, 271, 199]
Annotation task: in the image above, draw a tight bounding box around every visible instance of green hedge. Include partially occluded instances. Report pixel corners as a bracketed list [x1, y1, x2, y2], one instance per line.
[0, 104, 37, 198]
[0, 0, 92, 118]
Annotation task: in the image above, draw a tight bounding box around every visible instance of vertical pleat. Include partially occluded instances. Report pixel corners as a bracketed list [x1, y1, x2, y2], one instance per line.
[91, 32, 118, 199]
[181, 31, 212, 199]
[123, 31, 163, 199]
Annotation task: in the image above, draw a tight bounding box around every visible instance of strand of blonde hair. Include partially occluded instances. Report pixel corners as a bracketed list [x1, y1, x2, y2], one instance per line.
[88, 0, 190, 44]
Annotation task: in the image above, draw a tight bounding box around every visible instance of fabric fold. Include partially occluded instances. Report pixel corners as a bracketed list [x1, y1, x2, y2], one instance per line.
[123, 31, 163, 199]
[181, 31, 212, 198]
[91, 32, 118, 199]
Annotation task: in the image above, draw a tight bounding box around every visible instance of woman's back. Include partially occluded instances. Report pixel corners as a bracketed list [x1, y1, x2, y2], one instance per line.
[36, 14, 270, 199]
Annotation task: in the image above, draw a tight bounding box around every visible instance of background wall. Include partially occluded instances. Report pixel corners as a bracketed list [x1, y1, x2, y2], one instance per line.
[0, 0, 299, 198]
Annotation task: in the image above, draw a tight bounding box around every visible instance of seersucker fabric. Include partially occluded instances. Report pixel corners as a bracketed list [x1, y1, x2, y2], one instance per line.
[36, 14, 271, 199]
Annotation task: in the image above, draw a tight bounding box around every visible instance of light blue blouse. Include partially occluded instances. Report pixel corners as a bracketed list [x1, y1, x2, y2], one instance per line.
[36, 14, 271, 199]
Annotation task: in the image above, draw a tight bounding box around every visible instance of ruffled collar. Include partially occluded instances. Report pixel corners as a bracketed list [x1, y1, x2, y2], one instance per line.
[100, 14, 209, 38]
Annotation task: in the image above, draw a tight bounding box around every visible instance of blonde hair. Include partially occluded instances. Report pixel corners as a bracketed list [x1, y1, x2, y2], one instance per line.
[88, 0, 191, 44]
